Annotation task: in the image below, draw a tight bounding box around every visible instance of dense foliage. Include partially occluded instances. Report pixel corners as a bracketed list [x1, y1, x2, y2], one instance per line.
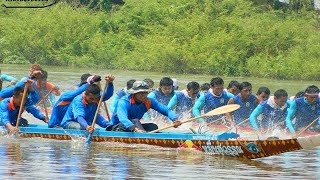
[0, 0, 319, 80]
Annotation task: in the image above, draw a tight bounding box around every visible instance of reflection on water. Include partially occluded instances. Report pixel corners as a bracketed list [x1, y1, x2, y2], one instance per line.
[0, 137, 320, 179]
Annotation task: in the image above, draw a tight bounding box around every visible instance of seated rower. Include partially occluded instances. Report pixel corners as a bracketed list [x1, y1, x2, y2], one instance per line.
[31, 70, 61, 106]
[48, 75, 101, 128]
[193, 77, 233, 123]
[0, 80, 48, 134]
[224, 80, 240, 96]
[167, 81, 200, 118]
[249, 89, 290, 132]
[60, 75, 115, 133]
[106, 81, 182, 132]
[256, 86, 271, 103]
[286, 85, 320, 134]
[226, 82, 259, 126]
[200, 83, 210, 95]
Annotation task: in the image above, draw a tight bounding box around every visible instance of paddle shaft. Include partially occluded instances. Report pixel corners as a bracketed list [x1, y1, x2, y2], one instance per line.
[91, 82, 108, 128]
[149, 116, 204, 133]
[35, 90, 53, 107]
[296, 116, 320, 137]
[38, 80, 49, 120]
[16, 84, 28, 128]
[98, 82, 110, 121]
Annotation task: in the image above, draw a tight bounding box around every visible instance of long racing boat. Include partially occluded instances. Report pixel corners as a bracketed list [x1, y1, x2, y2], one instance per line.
[14, 124, 320, 160]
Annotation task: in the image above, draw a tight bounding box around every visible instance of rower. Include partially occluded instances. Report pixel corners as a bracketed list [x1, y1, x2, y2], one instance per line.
[286, 85, 320, 134]
[148, 77, 176, 106]
[147, 77, 176, 120]
[256, 86, 271, 103]
[48, 75, 101, 128]
[249, 89, 290, 132]
[0, 64, 60, 103]
[200, 83, 210, 95]
[167, 81, 200, 119]
[106, 81, 182, 132]
[226, 82, 259, 126]
[224, 80, 240, 96]
[0, 80, 48, 134]
[60, 74, 115, 133]
[192, 77, 233, 123]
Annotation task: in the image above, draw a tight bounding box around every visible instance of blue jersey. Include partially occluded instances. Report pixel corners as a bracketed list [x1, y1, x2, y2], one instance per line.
[60, 83, 114, 129]
[48, 83, 88, 128]
[232, 94, 257, 124]
[168, 91, 200, 118]
[0, 97, 45, 126]
[286, 97, 320, 133]
[193, 90, 232, 122]
[250, 97, 289, 131]
[110, 94, 177, 129]
[148, 89, 175, 106]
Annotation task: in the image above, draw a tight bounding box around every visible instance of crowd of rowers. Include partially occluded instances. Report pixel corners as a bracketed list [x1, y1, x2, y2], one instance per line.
[0, 64, 319, 136]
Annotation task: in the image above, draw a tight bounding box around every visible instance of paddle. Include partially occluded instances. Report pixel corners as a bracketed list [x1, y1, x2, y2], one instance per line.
[85, 82, 108, 145]
[35, 90, 53, 107]
[38, 80, 49, 121]
[296, 116, 320, 137]
[97, 82, 110, 121]
[149, 104, 240, 133]
[15, 83, 29, 132]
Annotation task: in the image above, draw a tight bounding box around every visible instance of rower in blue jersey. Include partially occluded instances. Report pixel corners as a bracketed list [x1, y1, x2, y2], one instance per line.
[167, 81, 200, 118]
[286, 85, 320, 134]
[60, 75, 115, 133]
[107, 81, 181, 132]
[225, 80, 240, 96]
[249, 89, 290, 132]
[110, 79, 136, 113]
[200, 83, 210, 95]
[193, 77, 233, 123]
[48, 75, 101, 128]
[148, 77, 175, 106]
[0, 81, 48, 134]
[226, 82, 259, 125]
[256, 86, 271, 103]
[147, 77, 176, 119]
[29, 70, 61, 106]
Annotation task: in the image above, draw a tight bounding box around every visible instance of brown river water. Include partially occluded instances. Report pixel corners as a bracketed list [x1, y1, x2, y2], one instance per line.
[0, 64, 319, 179]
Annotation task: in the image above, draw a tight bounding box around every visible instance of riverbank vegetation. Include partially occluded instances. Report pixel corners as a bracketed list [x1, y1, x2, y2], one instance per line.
[0, 0, 319, 80]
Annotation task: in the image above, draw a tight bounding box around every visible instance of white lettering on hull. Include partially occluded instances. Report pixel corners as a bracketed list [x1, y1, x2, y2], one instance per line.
[202, 144, 244, 156]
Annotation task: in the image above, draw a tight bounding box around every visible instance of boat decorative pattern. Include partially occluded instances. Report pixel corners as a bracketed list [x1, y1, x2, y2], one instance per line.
[20, 132, 303, 159]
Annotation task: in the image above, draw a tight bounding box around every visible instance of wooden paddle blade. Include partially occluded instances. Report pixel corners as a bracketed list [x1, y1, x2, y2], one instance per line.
[203, 104, 240, 117]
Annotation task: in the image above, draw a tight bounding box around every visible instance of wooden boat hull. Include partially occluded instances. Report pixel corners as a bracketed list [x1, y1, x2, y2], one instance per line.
[17, 124, 320, 160]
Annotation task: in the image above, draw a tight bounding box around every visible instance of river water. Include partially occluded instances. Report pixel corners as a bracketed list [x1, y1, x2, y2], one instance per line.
[0, 64, 320, 179]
